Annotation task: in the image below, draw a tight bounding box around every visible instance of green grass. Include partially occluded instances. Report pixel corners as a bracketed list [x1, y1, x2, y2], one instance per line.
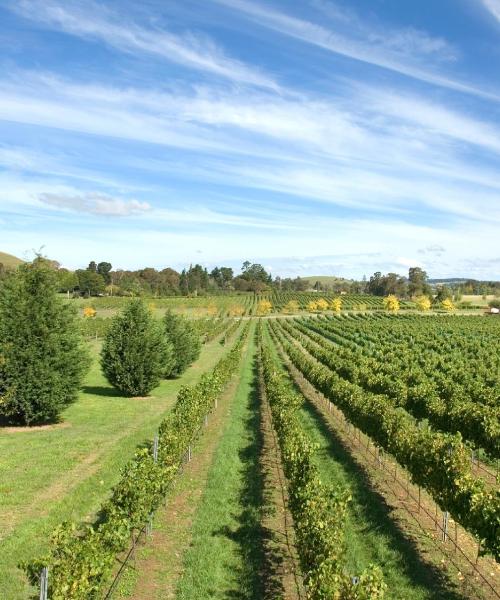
[0, 335, 232, 599]
[0, 251, 24, 269]
[175, 324, 266, 600]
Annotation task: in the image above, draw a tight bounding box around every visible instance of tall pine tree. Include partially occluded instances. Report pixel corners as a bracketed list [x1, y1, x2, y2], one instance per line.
[0, 259, 90, 425]
[101, 300, 173, 396]
[163, 310, 201, 377]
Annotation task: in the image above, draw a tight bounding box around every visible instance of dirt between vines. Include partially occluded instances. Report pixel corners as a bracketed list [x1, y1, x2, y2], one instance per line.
[258, 364, 305, 600]
[276, 337, 500, 600]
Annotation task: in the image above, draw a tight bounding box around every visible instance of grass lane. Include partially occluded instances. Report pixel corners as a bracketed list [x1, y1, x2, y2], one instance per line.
[175, 325, 266, 600]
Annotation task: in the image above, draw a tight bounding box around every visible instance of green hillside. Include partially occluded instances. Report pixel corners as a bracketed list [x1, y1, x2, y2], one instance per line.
[0, 252, 24, 269]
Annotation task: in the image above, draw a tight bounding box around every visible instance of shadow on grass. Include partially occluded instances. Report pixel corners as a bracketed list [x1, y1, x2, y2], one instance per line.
[212, 357, 276, 600]
[81, 385, 123, 398]
[299, 396, 467, 600]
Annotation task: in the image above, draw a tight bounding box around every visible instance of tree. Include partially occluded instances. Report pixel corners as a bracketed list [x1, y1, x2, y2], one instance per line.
[97, 262, 112, 284]
[307, 300, 318, 312]
[76, 269, 106, 296]
[330, 298, 342, 313]
[256, 299, 273, 315]
[416, 296, 431, 311]
[0, 259, 90, 424]
[316, 298, 329, 311]
[56, 269, 79, 295]
[163, 311, 201, 377]
[434, 286, 452, 305]
[101, 300, 173, 396]
[87, 261, 97, 273]
[408, 267, 430, 298]
[384, 295, 400, 312]
[441, 298, 455, 311]
[283, 300, 300, 314]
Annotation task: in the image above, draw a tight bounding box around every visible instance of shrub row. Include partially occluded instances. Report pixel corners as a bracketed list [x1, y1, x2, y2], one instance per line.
[259, 325, 386, 599]
[26, 323, 249, 599]
[271, 321, 500, 561]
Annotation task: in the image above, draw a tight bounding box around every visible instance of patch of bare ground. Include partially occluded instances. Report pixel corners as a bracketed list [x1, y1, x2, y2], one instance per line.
[258, 363, 305, 600]
[275, 335, 500, 600]
[0, 422, 72, 434]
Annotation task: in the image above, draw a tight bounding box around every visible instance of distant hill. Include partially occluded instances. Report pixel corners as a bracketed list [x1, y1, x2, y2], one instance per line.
[303, 275, 353, 286]
[0, 252, 24, 269]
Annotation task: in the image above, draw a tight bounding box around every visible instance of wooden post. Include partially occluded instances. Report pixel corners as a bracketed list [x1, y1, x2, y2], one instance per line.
[442, 511, 449, 542]
[39, 567, 48, 600]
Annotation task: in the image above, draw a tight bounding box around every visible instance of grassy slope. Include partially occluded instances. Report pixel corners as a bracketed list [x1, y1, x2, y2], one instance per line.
[0, 336, 231, 599]
[0, 251, 23, 268]
[175, 324, 265, 600]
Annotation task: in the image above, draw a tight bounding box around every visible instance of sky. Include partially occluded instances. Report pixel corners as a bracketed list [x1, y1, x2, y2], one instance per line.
[0, 0, 500, 279]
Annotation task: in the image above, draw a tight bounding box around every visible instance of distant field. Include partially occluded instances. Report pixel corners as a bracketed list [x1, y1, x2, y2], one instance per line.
[461, 294, 496, 306]
[0, 251, 23, 269]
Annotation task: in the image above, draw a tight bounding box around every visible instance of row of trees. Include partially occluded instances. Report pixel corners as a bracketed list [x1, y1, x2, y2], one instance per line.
[0, 260, 201, 425]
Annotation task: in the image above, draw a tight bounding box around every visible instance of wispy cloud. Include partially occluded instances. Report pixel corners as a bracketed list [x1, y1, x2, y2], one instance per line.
[38, 192, 151, 216]
[7, 0, 279, 91]
[214, 0, 500, 100]
[481, 0, 500, 23]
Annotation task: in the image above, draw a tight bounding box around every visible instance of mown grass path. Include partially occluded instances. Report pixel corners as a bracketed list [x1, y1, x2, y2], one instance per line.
[0, 335, 232, 599]
[174, 326, 266, 600]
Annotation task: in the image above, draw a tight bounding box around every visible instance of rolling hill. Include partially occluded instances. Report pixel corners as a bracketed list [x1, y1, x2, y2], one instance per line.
[0, 252, 24, 269]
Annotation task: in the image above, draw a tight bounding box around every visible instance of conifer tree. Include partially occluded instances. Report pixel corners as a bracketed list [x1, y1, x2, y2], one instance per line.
[163, 310, 201, 377]
[101, 300, 173, 396]
[0, 259, 89, 425]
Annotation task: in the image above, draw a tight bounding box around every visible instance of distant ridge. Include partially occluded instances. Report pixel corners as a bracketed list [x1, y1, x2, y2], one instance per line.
[0, 251, 24, 269]
[302, 275, 353, 285]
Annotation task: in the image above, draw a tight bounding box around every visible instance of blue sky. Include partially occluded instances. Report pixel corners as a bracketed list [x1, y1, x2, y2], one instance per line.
[0, 0, 499, 279]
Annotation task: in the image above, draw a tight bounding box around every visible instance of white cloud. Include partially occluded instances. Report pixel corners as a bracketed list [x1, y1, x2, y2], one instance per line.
[38, 192, 151, 216]
[214, 0, 500, 101]
[8, 0, 279, 91]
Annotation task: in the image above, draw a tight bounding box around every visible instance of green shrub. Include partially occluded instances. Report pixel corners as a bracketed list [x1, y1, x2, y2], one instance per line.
[101, 300, 173, 396]
[0, 259, 89, 425]
[163, 310, 201, 377]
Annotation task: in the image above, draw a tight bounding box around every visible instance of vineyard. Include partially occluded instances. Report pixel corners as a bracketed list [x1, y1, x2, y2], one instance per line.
[1, 306, 499, 600]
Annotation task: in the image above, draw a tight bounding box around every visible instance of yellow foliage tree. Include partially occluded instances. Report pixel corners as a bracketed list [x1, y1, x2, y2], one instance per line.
[307, 300, 318, 312]
[316, 298, 329, 311]
[207, 303, 218, 317]
[384, 295, 400, 312]
[330, 297, 342, 313]
[416, 296, 431, 311]
[229, 304, 245, 317]
[283, 299, 300, 314]
[257, 299, 273, 315]
[83, 306, 96, 318]
[441, 298, 455, 311]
